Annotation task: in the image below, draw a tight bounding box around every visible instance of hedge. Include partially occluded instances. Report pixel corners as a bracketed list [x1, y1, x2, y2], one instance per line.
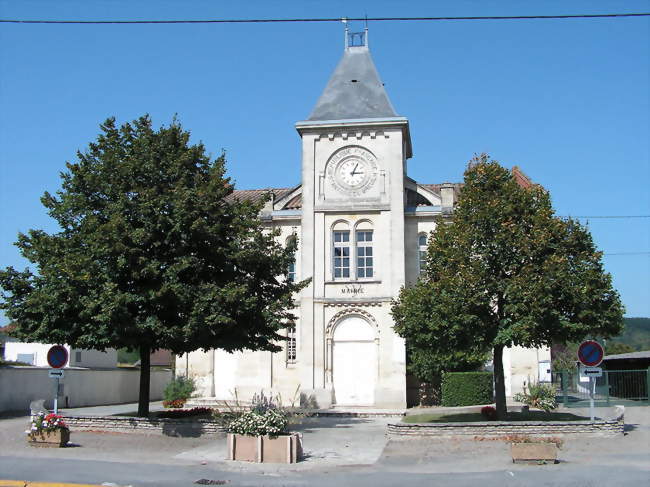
[440, 371, 493, 407]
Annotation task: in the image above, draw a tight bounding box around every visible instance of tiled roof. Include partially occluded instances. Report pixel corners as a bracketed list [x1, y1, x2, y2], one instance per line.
[512, 166, 534, 189]
[224, 188, 294, 206]
[419, 183, 464, 201]
[603, 351, 650, 361]
[226, 169, 530, 210]
[283, 194, 302, 210]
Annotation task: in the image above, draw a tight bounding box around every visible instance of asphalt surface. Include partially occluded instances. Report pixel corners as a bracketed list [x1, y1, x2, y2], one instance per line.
[0, 403, 648, 486]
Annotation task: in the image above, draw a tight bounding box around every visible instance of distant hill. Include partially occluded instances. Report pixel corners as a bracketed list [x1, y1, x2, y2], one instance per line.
[609, 318, 650, 351]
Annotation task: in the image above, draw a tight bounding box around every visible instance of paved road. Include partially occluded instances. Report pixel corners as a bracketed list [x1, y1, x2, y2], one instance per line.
[0, 404, 648, 486]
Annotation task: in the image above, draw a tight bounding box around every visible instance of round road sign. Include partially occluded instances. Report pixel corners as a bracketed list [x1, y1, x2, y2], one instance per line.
[47, 345, 68, 369]
[577, 340, 604, 367]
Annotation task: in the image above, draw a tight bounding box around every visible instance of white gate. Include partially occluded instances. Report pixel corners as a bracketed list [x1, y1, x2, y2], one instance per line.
[332, 316, 376, 406]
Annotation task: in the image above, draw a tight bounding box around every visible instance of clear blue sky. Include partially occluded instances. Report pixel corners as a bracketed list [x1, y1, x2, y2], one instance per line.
[1, 1, 648, 321]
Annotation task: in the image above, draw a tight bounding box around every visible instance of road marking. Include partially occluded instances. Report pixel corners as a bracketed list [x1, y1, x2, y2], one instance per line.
[0, 482, 109, 487]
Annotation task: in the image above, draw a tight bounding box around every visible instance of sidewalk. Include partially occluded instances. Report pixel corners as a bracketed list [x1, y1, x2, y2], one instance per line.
[1, 403, 648, 476]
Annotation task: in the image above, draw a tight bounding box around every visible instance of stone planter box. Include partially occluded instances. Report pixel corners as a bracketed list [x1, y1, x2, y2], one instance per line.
[511, 442, 558, 463]
[28, 428, 70, 448]
[227, 433, 302, 463]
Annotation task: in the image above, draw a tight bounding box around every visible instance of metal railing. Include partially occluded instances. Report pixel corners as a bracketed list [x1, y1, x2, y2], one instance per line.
[552, 368, 650, 407]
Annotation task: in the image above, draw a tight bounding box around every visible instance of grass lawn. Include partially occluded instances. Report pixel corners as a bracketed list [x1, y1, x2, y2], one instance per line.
[403, 410, 588, 423]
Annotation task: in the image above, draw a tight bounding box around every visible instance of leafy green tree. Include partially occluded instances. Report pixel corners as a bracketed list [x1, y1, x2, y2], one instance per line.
[392, 281, 489, 382]
[0, 116, 305, 416]
[605, 342, 635, 355]
[551, 342, 579, 372]
[392, 155, 624, 419]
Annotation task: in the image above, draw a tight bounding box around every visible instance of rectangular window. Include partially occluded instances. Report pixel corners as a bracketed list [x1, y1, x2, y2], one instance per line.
[356, 230, 373, 278]
[287, 260, 296, 282]
[17, 353, 35, 365]
[75, 351, 82, 363]
[419, 234, 427, 274]
[333, 230, 350, 278]
[286, 327, 296, 363]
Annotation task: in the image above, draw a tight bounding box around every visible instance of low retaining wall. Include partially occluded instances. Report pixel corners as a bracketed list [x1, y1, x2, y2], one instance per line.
[388, 420, 623, 437]
[62, 414, 226, 436]
[389, 406, 625, 437]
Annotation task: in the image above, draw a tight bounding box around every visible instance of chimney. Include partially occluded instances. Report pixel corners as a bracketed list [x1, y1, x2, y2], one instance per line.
[440, 183, 455, 215]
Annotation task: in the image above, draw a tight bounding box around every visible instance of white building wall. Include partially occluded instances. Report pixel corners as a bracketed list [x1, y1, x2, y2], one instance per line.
[3, 342, 117, 368]
[0, 366, 171, 412]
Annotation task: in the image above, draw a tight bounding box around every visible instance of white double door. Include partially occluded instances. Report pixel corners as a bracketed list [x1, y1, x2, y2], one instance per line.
[332, 316, 377, 406]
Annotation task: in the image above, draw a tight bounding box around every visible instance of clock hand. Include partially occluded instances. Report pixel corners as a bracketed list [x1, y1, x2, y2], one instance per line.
[350, 163, 359, 176]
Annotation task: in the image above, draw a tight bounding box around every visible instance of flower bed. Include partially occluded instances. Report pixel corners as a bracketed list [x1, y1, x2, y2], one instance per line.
[27, 413, 70, 447]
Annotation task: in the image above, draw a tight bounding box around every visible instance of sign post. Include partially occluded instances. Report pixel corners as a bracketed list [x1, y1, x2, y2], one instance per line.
[46, 345, 68, 414]
[577, 340, 604, 421]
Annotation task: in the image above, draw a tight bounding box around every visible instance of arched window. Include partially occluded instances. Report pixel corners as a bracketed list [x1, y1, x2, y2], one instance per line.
[332, 221, 351, 279]
[418, 233, 428, 274]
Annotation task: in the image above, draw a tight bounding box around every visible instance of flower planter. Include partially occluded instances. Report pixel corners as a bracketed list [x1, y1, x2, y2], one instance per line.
[28, 428, 70, 448]
[227, 433, 302, 463]
[511, 442, 558, 463]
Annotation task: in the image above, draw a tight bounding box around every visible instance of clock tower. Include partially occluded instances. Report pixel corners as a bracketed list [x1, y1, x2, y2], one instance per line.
[294, 28, 411, 408]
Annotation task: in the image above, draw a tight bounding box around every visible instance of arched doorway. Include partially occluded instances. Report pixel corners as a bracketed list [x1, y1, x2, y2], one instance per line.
[332, 315, 377, 406]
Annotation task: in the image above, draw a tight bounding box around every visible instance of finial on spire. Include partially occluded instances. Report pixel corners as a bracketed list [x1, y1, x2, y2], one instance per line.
[344, 28, 367, 48]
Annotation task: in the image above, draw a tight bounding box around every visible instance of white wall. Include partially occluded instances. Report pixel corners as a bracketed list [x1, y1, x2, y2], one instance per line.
[4, 342, 117, 368]
[0, 366, 172, 412]
[4, 342, 62, 366]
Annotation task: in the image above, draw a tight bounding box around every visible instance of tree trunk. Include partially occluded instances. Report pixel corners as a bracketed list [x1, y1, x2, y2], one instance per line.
[137, 344, 151, 417]
[493, 344, 507, 420]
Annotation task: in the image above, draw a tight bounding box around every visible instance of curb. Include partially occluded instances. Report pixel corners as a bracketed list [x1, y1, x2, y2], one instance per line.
[0, 481, 108, 487]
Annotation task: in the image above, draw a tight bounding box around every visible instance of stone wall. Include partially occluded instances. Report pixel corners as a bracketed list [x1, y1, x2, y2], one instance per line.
[62, 414, 226, 436]
[388, 419, 623, 437]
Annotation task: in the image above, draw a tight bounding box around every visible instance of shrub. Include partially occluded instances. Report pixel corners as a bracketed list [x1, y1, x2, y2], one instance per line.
[441, 371, 493, 407]
[163, 376, 196, 403]
[157, 407, 213, 418]
[481, 406, 497, 420]
[514, 382, 557, 412]
[227, 408, 288, 437]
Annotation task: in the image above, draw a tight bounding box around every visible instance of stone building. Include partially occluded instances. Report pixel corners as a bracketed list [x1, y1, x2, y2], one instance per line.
[178, 30, 550, 408]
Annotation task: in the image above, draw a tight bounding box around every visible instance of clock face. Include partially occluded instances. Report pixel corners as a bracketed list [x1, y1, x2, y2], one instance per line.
[327, 146, 378, 196]
[338, 158, 369, 187]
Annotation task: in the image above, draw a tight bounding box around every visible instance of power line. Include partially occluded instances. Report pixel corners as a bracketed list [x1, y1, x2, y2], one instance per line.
[564, 215, 650, 219]
[1, 13, 649, 25]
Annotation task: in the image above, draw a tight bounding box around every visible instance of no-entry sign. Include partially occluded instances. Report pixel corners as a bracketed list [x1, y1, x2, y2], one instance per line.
[577, 340, 604, 367]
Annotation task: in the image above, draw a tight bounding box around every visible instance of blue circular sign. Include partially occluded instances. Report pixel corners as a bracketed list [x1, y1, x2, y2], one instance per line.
[577, 340, 604, 367]
[47, 345, 68, 369]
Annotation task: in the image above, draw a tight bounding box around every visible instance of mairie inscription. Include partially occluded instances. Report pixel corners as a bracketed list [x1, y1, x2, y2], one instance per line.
[341, 284, 364, 295]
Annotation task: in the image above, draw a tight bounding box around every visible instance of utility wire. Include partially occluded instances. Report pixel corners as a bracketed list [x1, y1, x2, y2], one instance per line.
[1, 13, 649, 25]
[564, 215, 650, 219]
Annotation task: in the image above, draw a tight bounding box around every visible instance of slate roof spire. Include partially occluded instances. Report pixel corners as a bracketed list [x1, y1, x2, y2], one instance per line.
[307, 26, 398, 121]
